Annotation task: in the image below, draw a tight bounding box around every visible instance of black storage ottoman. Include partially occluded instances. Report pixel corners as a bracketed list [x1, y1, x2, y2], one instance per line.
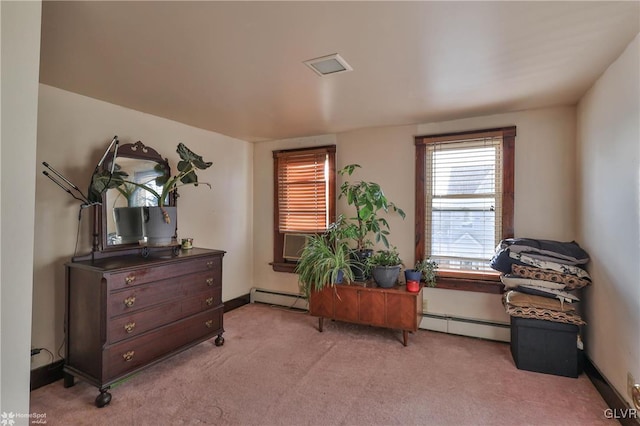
[510, 316, 583, 378]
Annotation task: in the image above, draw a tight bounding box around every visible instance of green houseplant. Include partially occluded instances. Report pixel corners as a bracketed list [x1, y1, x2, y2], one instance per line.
[90, 143, 212, 210]
[367, 247, 403, 288]
[113, 182, 141, 207]
[338, 164, 406, 250]
[338, 164, 405, 280]
[124, 143, 212, 209]
[91, 143, 212, 246]
[106, 181, 144, 243]
[415, 258, 438, 287]
[89, 165, 147, 244]
[405, 258, 438, 287]
[296, 216, 355, 299]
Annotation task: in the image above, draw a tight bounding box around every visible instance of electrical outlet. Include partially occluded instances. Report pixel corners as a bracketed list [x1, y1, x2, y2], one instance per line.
[422, 299, 428, 313]
[628, 372, 635, 399]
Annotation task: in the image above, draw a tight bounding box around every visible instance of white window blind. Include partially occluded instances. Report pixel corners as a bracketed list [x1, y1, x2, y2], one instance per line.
[425, 137, 503, 272]
[276, 150, 329, 233]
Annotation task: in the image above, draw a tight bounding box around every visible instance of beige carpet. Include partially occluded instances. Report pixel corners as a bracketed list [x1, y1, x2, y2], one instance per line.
[30, 303, 613, 425]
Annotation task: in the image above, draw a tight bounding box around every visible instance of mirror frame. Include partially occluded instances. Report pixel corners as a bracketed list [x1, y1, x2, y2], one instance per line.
[95, 141, 176, 253]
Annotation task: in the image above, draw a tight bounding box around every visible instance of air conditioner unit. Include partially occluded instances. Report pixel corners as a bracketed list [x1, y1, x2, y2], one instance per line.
[283, 233, 310, 261]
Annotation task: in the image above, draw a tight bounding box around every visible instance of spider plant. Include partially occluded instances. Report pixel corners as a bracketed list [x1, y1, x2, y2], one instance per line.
[296, 218, 355, 299]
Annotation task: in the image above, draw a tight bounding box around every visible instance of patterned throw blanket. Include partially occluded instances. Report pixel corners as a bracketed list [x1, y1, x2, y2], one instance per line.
[502, 291, 586, 325]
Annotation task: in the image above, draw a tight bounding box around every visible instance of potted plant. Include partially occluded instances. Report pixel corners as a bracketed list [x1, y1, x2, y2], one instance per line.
[367, 247, 403, 288]
[91, 143, 212, 245]
[111, 182, 145, 244]
[88, 165, 145, 244]
[404, 258, 438, 291]
[405, 259, 438, 286]
[296, 218, 355, 299]
[415, 258, 438, 287]
[338, 164, 405, 280]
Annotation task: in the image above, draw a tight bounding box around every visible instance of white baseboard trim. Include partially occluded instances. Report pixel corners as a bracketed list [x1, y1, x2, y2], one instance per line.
[250, 287, 510, 342]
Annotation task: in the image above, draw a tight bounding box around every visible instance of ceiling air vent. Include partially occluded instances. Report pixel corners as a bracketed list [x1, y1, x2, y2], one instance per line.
[304, 53, 353, 76]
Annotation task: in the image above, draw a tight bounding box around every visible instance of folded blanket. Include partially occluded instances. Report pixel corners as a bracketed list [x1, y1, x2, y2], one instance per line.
[500, 274, 566, 290]
[499, 238, 589, 265]
[490, 247, 526, 273]
[504, 290, 576, 312]
[503, 304, 586, 326]
[515, 285, 580, 303]
[511, 264, 591, 290]
[509, 251, 591, 280]
[503, 291, 586, 325]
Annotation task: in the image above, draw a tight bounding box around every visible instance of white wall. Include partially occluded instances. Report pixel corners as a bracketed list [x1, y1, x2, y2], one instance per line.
[252, 106, 577, 326]
[32, 85, 253, 369]
[577, 33, 640, 406]
[1, 0, 42, 420]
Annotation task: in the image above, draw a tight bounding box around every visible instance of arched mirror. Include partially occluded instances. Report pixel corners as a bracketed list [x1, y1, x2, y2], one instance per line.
[97, 141, 176, 252]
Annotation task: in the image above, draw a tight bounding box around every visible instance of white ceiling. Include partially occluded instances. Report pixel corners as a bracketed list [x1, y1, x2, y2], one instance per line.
[39, 1, 640, 143]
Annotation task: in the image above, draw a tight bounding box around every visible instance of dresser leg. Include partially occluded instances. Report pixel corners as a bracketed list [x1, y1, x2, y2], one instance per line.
[63, 372, 75, 388]
[215, 333, 225, 346]
[318, 317, 324, 332]
[402, 330, 408, 346]
[95, 388, 112, 408]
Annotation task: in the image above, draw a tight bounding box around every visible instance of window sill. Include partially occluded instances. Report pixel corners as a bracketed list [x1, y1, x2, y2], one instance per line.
[431, 271, 504, 294]
[270, 263, 504, 293]
[270, 262, 298, 273]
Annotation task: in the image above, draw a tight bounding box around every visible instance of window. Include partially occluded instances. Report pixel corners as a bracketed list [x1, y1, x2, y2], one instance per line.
[131, 169, 165, 206]
[415, 127, 515, 292]
[272, 145, 336, 272]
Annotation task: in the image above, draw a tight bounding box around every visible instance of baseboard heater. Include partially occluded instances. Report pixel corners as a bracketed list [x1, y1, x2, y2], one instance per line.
[420, 313, 510, 342]
[250, 288, 309, 310]
[250, 287, 510, 342]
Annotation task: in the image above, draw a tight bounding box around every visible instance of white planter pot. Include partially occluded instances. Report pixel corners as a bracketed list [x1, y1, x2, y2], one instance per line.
[143, 206, 177, 246]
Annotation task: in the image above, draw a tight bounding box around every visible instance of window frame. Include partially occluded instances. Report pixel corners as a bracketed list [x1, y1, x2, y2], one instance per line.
[414, 127, 515, 293]
[271, 145, 336, 273]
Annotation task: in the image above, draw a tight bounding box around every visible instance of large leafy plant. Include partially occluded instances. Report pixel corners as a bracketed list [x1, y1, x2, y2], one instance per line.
[126, 143, 212, 207]
[88, 164, 129, 204]
[88, 143, 212, 224]
[338, 164, 405, 251]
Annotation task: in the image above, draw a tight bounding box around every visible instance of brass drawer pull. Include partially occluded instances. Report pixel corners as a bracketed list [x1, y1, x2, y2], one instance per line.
[125, 275, 136, 285]
[124, 322, 136, 334]
[122, 351, 135, 362]
[205, 320, 213, 328]
[206, 278, 214, 286]
[123, 296, 136, 307]
[206, 261, 214, 269]
[206, 297, 214, 306]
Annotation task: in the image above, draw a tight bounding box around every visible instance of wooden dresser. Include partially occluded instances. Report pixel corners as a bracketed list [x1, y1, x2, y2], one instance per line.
[309, 283, 423, 346]
[64, 247, 225, 407]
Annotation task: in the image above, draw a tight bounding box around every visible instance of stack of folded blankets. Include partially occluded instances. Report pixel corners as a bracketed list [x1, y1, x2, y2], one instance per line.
[490, 238, 591, 326]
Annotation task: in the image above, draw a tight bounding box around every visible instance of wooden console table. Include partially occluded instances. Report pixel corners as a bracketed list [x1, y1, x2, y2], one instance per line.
[309, 282, 423, 346]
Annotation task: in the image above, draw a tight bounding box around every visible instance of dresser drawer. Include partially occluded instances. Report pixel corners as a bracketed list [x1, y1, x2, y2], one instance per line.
[108, 290, 222, 344]
[104, 308, 223, 381]
[107, 256, 221, 291]
[108, 270, 219, 317]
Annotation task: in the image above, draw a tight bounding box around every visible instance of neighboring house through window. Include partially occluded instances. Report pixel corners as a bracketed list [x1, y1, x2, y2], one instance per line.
[414, 127, 515, 292]
[272, 145, 336, 272]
